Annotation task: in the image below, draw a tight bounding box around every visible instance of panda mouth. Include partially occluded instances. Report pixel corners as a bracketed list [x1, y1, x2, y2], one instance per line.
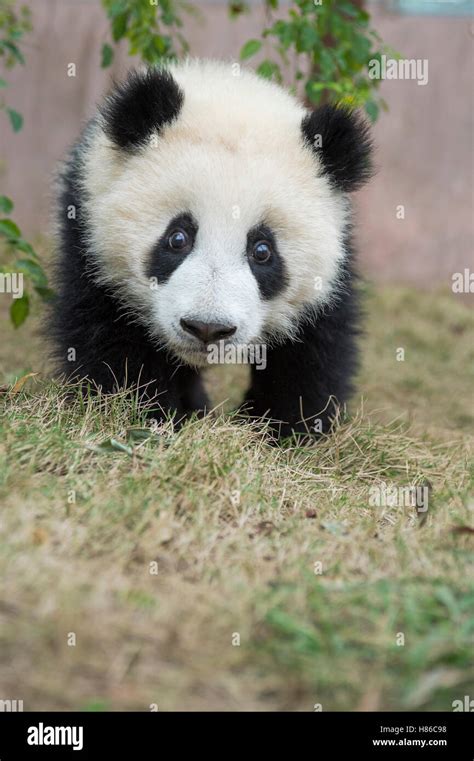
[166, 323, 244, 367]
[169, 342, 215, 368]
[165, 330, 217, 365]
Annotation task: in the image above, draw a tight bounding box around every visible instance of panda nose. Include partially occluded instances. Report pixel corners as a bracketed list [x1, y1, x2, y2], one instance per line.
[180, 318, 237, 343]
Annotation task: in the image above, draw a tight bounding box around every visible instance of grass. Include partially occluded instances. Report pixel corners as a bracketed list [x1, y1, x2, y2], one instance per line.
[0, 283, 473, 711]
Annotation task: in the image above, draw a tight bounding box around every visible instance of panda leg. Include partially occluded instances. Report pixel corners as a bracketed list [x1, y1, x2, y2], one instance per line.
[176, 367, 210, 417]
[242, 299, 359, 439]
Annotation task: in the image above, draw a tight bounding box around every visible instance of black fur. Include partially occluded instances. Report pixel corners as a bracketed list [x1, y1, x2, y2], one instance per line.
[246, 223, 289, 300]
[101, 68, 184, 150]
[301, 105, 373, 192]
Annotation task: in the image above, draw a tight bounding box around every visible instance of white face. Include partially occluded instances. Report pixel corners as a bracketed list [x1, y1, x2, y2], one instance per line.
[81, 63, 349, 366]
[152, 215, 266, 365]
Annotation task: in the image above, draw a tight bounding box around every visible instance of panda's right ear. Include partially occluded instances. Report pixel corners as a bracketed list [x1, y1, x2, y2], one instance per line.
[100, 68, 184, 151]
[301, 104, 373, 192]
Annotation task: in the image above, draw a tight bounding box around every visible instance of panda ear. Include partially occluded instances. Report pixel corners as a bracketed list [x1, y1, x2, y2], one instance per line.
[100, 68, 184, 151]
[301, 105, 373, 192]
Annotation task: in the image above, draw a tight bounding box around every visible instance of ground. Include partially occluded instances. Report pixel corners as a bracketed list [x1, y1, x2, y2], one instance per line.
[0, 281, 472, 711]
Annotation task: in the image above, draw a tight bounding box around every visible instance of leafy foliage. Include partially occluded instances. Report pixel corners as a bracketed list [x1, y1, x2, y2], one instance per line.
[100, 0, 397, 122]
[0, 0, 52, 327]
[235, 0, 398, 121]
[0, 195, 54, 327]
[0, 0, 31, 128]
[100, 0, 193, 68]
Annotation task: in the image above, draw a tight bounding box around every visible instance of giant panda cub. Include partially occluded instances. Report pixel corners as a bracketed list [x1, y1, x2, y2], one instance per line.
[52, 60, 372, 438]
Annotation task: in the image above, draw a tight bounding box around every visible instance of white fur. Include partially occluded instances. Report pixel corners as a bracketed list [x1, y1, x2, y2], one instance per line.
[78, 59, 350, 364]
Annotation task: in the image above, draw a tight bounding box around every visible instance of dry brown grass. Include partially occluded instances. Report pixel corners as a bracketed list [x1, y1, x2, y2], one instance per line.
[0, 285, 472, 711]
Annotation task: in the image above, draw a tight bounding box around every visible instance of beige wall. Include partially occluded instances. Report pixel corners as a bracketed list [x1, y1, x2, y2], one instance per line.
[0, 0, 472, 285]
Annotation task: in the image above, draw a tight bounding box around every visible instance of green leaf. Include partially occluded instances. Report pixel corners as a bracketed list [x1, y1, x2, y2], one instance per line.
[365, 99, 379, 123]
[256, 59, 282, 82]
[319, 48, 336, 78]
[0, 219, 21, 238]
[0, 40, 25, 65]
[228, 2, 248, 19]
[106, 0, 126, 16]
[240, 39, 262, 60]
[7, 108, 23, 133]
[107, 439, 133, 456]
[152, 35, 168, 56]
[111, 13, 128, 42]
[33, 285, 55, 302]
[339, 1, 360, 18]
[112, 0, 130, 16]
[95, 438, 133, 456]
[16, 258, 48, 286]
[309, 81, 343, 95]
[101, 43, 114, 68]
[298, 25, 319, 53]
[0, 78, 8, 89]
[10, 294, 29, 328]
[0, 196, 14, 214]
[126, 428, 153, 443]
[11, 238, 39, 259]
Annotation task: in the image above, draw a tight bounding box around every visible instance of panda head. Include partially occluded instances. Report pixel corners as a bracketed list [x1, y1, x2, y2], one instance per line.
[81, 61, 372, 365]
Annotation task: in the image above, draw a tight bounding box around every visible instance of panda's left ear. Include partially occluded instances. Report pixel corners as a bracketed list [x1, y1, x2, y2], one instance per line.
[301, 105, 373, 192]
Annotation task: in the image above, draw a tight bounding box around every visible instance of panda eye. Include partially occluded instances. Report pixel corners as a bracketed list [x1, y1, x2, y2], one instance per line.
[252, 240, 273, 264]
[168, 229, 191, 252]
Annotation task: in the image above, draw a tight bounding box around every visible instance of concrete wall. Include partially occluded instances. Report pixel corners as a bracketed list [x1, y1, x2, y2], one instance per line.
[0, 0, 472, 285]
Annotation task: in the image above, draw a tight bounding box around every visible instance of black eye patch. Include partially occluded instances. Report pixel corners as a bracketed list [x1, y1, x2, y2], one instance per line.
[147, 212, 198, 285]
[246, 223, 288, 300]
